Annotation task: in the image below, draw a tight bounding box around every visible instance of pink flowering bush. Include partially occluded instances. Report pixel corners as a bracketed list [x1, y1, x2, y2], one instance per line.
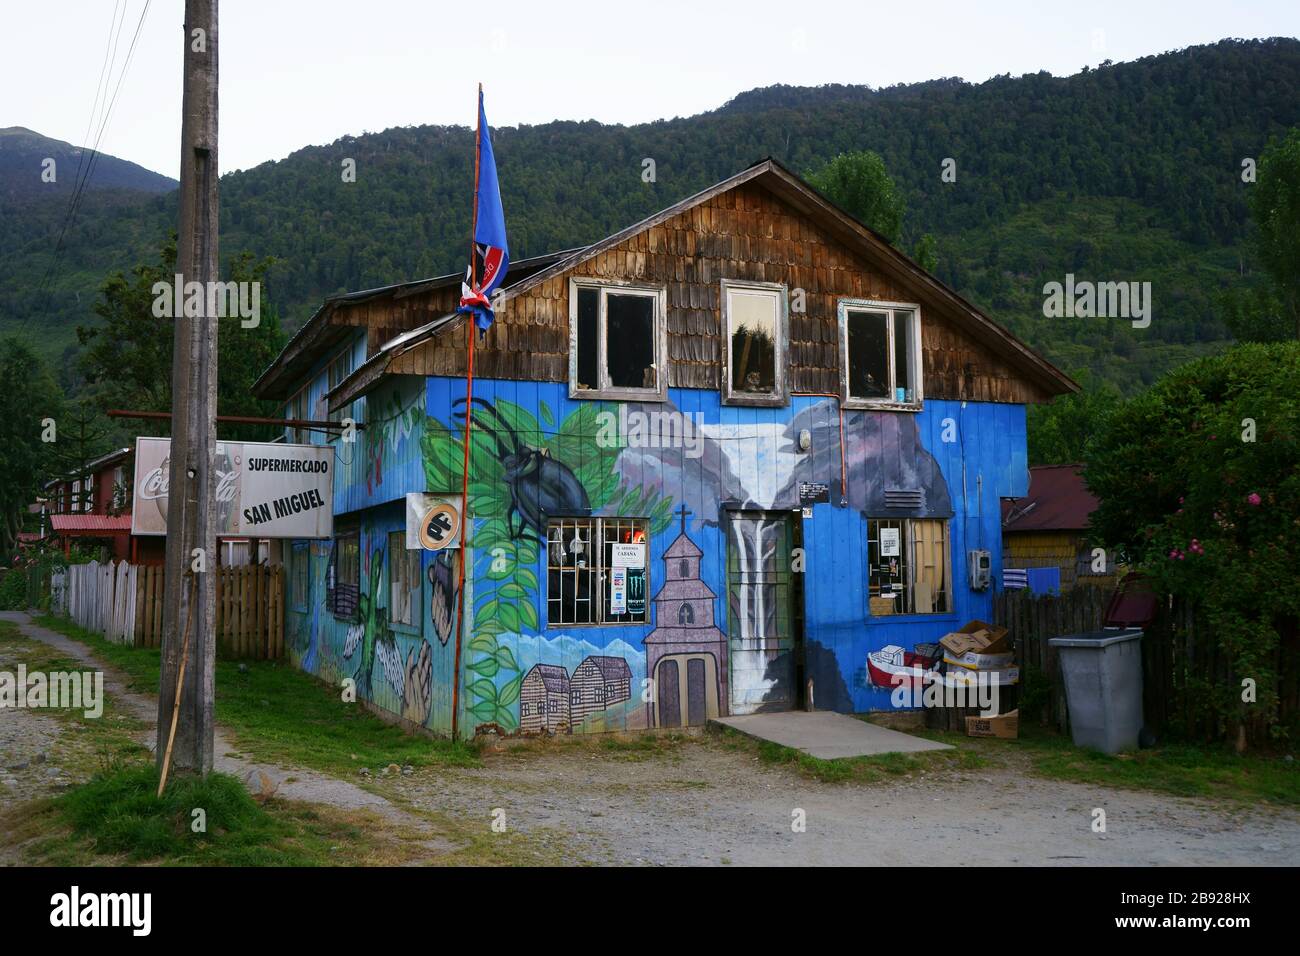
[1084, 343, 1300, 737]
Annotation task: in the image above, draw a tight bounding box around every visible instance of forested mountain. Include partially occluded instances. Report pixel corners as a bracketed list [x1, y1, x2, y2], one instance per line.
[0, 126, 176, 200]
[3, 37, 1298, 394]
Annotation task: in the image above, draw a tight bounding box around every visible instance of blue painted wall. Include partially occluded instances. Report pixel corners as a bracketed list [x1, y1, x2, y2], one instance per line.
[284, 372, 1028, 737]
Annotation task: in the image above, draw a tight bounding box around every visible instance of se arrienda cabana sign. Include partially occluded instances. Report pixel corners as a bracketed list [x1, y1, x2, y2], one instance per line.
[131, 436, 334, 539]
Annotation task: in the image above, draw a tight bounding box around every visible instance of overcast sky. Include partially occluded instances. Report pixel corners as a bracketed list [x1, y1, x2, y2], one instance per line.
[4, 0, 1298, 178]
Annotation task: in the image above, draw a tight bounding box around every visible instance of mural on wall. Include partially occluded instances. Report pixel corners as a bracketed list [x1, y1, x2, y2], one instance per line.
[363, 387, 424, 495]
[413, 387, 963, 733]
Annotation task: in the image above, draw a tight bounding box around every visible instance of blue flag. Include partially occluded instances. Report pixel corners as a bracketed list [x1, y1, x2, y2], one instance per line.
[458, 90, 510, 330]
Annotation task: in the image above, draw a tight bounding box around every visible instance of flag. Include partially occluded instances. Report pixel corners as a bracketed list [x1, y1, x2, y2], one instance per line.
[457, 89, 510, 330]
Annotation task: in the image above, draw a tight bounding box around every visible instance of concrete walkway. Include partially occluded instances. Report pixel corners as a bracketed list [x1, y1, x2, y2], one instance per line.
[710, 710, 952, 759]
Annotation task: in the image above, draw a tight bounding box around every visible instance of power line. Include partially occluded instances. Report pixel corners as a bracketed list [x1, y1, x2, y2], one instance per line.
[32, 0, 153, 324]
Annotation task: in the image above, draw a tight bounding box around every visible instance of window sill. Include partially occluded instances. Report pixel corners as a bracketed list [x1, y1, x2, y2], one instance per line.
[723, 392, 788, 408]
[390, 620, 421, 637]
[843, 399, 923, 413]
[569, 386, 666, 403]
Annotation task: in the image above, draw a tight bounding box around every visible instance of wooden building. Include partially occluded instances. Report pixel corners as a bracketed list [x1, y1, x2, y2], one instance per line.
[253, 158, 1076, 738]
[1002, 464, 1117, 591]
[570, 656, 633, 725]
[520, 663, 571, 734]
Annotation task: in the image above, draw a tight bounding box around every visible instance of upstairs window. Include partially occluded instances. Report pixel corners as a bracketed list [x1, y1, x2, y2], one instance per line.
[839, 300, 922, 408]
[570, 280, 666, 400]
[326, 347, 356, 433]
[723, 280, 787, 405]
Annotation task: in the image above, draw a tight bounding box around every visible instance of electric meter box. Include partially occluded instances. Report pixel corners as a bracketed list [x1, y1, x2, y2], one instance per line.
[968, 549, 991, 590]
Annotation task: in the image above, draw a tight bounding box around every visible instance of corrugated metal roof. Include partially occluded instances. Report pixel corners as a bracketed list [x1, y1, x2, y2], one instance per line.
[1001, 464, 1098, 532]
[49, 514, 133, 533]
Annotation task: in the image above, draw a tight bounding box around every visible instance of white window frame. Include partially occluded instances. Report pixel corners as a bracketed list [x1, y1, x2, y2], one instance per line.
[326, 347, 355, 434]
[721, 279, 789, 407]
[838, 298, 924, 411]
[545, 516, 650, 627]
[285, 386, 309, 443]
[568, 278, 668, 402]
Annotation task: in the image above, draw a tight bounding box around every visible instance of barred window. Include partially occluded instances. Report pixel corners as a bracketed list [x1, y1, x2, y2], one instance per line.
[387, 530, 421, 627]
[546, 517, 648, 626]
[867, 518, 950, 615]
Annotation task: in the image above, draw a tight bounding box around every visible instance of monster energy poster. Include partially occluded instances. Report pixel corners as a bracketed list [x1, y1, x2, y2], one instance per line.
[626, 566, 646, 616]
[131, 436, 334, 538]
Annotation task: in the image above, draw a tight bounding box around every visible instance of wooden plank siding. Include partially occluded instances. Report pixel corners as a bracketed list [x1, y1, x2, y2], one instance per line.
[324, 181, 1058, 406]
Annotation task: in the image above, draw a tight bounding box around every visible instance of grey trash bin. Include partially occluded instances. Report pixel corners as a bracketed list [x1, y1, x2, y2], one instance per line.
[1048, 629, 1143, 754]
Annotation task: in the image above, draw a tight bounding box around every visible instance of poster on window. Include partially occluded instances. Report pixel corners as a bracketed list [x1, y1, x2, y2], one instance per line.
[626, 566, 646, 617]
[610, 567, 627, 614]
[131, 436, 333, 538]
[880, 527, 901, 557]
[611, 542, 645, 569]
[405, 493, 461, 550]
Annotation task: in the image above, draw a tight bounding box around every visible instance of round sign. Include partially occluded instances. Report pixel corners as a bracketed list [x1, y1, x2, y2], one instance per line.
[418, 502, 461, 551]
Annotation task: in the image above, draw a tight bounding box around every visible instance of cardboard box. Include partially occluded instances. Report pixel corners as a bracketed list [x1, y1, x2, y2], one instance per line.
[943, 665, 1020, 687]
[943, 649, 1016, 670]
[939, 620, 1011, 657]
[965, 709, 1019, 739]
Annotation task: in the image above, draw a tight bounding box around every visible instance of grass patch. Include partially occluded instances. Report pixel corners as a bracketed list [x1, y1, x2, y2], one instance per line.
[1010, 724, 1300, 807]
[32, 613, 480, 776]
[11, 762, 443, 866]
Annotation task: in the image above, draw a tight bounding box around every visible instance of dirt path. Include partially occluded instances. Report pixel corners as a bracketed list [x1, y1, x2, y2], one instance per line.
[5, 610, 1298, 866]
[0, 611, 425, 827]
[368, 740, 1300, 866]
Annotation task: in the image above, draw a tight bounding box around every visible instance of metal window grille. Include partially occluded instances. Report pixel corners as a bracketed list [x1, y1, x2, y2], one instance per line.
[546, 517, 648, 626]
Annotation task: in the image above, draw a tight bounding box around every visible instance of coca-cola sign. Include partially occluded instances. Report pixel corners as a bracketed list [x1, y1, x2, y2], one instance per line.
[131, 437, 333, 539]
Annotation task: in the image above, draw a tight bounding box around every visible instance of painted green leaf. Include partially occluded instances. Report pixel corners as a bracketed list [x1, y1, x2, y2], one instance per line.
[468, 634, 499, 654]
[494, 706, 518, 731]
[516, 566, 539, 593]
[495, 645, 519, 672]
[498, 602, 521, 633]
[498, 582, 527, 600]
[469, 701, 497, 722]
[468, 656, 500, 678]
[518, 599, 539, 632]
[467, 677, 498, 702]
[493, 399, 541, 443]
[474, 598, 500, 627]
[475, 618, 505, 636]
[538, 400, 554, 427]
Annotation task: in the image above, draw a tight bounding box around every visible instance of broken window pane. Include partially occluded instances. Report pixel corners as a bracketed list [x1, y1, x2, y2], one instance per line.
[605, 292, 656, 389]
[575, 287, 599, 390]
[847, 309, 889, 399]
[728, 289, 779, 395]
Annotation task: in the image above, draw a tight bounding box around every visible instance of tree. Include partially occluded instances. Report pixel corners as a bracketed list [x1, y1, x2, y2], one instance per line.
[0, 336, 64, 563]
[76, 238, 289, 442]
[1026, 369, 1123, 465]
[806, 150, 905, 244]
[1084, 343, 1300, 740]
[1250, 127, 1300, 338]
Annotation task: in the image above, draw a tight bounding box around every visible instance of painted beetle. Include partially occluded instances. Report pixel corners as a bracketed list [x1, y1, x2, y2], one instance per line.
[453, 397, 591, 540]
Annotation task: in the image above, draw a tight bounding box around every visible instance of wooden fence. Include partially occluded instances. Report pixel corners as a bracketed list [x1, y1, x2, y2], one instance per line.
[995, 587, 1300, 744]
[64, 559, 284, 660]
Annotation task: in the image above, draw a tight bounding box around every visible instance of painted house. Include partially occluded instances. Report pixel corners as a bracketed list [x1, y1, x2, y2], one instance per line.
[252, 158, 1076, 738]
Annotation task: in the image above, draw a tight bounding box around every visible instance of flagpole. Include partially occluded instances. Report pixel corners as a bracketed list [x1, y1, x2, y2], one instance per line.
[451, 83, 483, 740]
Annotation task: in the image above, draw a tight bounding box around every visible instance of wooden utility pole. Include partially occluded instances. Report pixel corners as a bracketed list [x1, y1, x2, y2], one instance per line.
[157, 0, 219, 777]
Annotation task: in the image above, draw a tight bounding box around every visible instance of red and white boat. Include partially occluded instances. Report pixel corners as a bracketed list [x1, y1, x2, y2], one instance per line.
[867, 643, 941, 689]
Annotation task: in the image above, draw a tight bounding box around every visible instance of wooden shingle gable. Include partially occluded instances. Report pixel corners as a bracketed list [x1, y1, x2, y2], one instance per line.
[321, 158, 1077, 411]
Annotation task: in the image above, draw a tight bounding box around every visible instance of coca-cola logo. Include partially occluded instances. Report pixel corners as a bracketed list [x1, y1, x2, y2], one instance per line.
[139, 464, 238, 500]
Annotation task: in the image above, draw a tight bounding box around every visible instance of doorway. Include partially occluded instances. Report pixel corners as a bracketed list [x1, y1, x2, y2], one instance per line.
[725, 510, 804, 714]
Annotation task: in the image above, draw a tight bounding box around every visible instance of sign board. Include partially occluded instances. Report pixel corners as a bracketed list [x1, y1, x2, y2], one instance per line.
[880, 527, 901, 557]
[131, 437, 333, 538]
[611, 542, 645, 569]
[799, 481, 830, 506]
[406, 493, 461, 550]
[610, 567, 627, 614]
